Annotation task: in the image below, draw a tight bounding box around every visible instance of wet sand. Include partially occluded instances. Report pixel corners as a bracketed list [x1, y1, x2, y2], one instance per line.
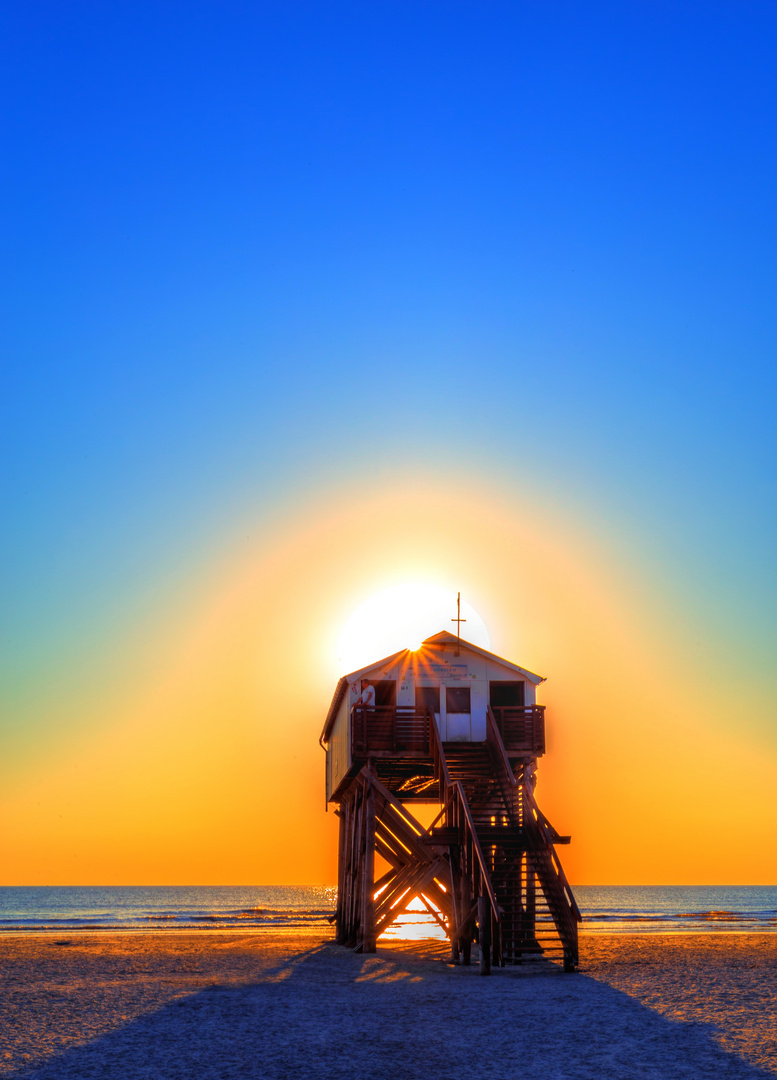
[0, 931, 775, 1078]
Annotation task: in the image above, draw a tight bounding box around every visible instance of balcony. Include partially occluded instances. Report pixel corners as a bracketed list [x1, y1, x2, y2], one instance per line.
[351, 704, 545, 757]
[351, 706, 431, 756]
[490, 705, 545, 755]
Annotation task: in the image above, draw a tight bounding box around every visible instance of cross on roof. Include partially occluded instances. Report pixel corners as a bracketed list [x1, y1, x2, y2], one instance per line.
[451, 591, 467, 641]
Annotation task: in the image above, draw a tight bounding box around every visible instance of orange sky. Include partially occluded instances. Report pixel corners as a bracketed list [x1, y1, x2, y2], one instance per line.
[2, 477, 776, 885]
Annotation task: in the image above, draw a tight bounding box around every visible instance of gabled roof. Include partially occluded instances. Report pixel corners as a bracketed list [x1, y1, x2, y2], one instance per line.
[320, 633, 545, 745]
[420, 631, 545, 684]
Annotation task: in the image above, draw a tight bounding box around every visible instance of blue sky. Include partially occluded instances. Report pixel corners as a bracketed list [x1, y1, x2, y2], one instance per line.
[2, 2, 776, 760]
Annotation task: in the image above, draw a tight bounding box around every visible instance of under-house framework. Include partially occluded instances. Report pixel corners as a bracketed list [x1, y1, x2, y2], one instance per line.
[320, 631, 581, 972]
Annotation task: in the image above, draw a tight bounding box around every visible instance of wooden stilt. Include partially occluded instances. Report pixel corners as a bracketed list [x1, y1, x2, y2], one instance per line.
[345, 786, 361, 947]
[335, 807, 346, 943]
[478, 895, 491, 975]
[339, 793, 351, 945]
[352, 779, 365, 951]
[361, 771, 376, 953]
[448, 843, 462, 964]
[461, 864, 472, 966]
[492, 908, 502, 968]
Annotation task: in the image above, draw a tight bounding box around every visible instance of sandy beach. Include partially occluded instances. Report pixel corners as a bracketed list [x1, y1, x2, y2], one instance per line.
[0, 931, 775, 1079]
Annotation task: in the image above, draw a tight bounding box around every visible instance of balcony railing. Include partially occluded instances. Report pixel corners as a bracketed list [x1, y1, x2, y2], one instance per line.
[351, 706, 431, 755]
[490, 705, 545, 754]
[351, 704, 545, 756]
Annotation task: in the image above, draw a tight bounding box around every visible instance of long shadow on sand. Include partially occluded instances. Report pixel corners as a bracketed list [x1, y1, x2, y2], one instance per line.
[6, 942, 773, 1080]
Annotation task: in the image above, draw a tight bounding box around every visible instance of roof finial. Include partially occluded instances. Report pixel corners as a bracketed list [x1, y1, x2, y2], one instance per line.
[451, 591, 466, 656]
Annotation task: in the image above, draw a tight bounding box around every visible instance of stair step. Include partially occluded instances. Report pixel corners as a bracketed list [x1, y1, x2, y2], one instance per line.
[476, 826, 525, 844]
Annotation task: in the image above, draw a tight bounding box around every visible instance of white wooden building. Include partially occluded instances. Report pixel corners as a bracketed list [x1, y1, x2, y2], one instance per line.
[322, 630, 546, 804]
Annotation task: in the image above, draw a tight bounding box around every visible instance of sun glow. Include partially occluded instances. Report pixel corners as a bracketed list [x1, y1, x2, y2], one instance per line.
[336, 584, 490, 674]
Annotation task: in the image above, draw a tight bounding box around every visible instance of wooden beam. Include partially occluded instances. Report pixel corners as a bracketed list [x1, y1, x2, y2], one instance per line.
[478, 895, 491, 976]
[360, 771, 377, 953]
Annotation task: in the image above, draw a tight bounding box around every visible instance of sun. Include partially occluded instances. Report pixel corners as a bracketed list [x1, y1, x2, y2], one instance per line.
[336, 584, 490, 674]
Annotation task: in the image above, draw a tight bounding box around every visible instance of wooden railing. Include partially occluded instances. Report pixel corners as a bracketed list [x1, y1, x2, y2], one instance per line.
[486, 704, 580, 969]
[351, 706, 430, 755]
[486, 706, 518, 800]
[445, 779, 503, 972]
[522, 779, 582, 925]
[428, 717, 502, 971]
[429, 707, 450, 802]
[352, 704, 544, 756]
[448, 781, 501, 919]
[490, 704, 545, 754]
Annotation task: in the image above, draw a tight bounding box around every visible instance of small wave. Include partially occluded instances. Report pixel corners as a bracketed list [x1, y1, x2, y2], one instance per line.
[587, 910, 764, 923]
[235, 908, 333, 919]
[676, 910, 739, 921]
[0, 924, 127, 932]
[190, 911, 330, 924]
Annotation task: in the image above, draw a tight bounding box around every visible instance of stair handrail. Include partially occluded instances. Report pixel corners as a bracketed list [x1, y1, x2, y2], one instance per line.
[486, 699, 516, 786]
[450, 780, 501, 922]
[429, 707, 451, 799]
[522, 778, 582, 922]
[486, 705, 517, 785]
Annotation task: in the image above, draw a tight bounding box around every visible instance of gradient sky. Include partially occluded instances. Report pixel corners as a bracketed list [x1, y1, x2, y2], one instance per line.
[2, 2, 775, 885]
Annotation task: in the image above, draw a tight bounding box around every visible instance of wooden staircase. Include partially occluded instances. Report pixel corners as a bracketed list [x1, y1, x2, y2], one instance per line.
[334, 709, 580, 972]
[439, 739, 580, 970]
[443, 743, 505, 824]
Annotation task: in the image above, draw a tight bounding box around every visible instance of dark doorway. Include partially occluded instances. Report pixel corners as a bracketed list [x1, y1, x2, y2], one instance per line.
[415, 685, 440, 713]
[373, 680, 396, 707]
[446, 686, 471, 713]
[489, 681, 525, 707]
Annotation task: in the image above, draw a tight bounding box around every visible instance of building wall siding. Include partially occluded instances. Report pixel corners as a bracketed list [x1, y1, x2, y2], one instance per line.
[327, 692, 351, 801]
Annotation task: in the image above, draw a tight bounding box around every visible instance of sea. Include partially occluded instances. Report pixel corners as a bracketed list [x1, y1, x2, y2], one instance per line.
[1, 885, 775, 936]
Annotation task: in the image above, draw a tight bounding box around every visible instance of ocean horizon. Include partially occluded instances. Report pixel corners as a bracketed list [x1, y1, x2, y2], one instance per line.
[1, 885, 775, 936]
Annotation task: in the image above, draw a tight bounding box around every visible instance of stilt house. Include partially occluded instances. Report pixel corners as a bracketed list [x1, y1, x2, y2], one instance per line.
[320, 631, 582, 972]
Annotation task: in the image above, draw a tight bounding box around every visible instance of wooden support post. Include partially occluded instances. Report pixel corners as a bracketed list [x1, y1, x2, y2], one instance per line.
[565, 916, 580, 972]
[352, 779, 365, 950]
[361, 771, 377, 953]
[340, 794, 352, 945]
[461, 844, 472, 966]
[478, 895, 491, 975]
[342, 793, 351, 945]
[335, 807, 346, 943]
[492, 908, 501, 968]
[347, 784, 362, 948]
[448, 847, 461, 965]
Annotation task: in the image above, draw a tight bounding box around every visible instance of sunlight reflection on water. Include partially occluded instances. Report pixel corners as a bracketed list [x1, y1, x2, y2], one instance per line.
[379, 896, 448, 942]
